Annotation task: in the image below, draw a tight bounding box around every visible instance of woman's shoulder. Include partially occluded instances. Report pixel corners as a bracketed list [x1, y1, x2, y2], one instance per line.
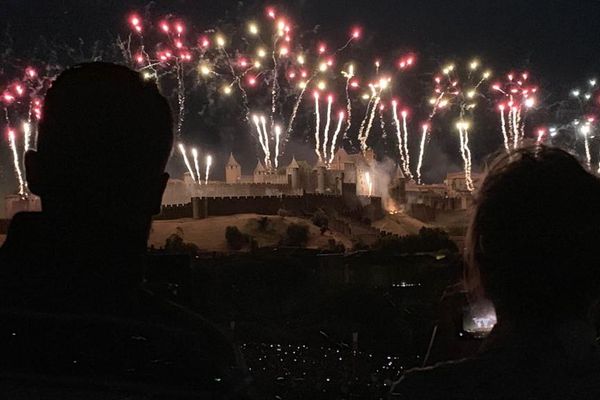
[389, 357, 484, 399]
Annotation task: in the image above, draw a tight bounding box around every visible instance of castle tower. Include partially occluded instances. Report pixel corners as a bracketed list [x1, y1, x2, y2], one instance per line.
[253, 160, 267, 183]
[330, 148, 349, 171]
[286, 156, 300, 190]
[364, 148, 375, 166]
[315, 160, 326, 194]
[391, 165, 407, 204]
[225, 153, 241, 184]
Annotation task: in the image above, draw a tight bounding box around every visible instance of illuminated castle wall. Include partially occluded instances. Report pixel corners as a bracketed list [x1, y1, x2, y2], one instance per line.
[161, 148, 394, 205]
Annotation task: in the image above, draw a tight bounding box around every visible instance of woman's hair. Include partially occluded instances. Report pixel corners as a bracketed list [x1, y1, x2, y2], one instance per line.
[465, 145, 600, 321]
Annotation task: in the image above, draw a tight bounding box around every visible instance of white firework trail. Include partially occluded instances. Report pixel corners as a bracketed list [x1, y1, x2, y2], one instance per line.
[358, 87, 377, 153]
[378, 105, 388, 139]
[270, 37, 281, 131]
[391, 101, 409, 178]
[456, 122, 474, 191]
[581, 124, 592, 168]
[21, 121, 32, 192]
[360, 79, 389, 154]
[314, 92, 322, 162]
[517, 107, 525, 144]
[511, 107, 519, 149]
[8, 129, 25, 196]
[253, 114, 269, 168]
[463, 127, 474, 191]
[341, 64, 354, 139]
[205, 155, 212, 185]
[322, 95, 333, 163]
[329, 111, 345, 164]
[401, 110, 413, 180]
[175, 63, 186, 137]
[191, 148, 202, 184]
[274, 125, 281, 169]
[536, 129, 546, 144]
[499, 105, 510, 153]
[287, 72, 317, 135]
[178, 143, 196, 183]
[416, 124, 429, 185]
[220, 47, 251, 121]
[22, 121, 31, 153]
[362, 94, 381, 153]
[260, 115, 272, 169]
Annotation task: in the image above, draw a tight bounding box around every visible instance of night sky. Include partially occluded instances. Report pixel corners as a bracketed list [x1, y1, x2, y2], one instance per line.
[1, 0, 600, 214]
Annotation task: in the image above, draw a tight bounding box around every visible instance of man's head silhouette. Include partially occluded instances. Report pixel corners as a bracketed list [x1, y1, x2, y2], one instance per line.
[25, 62, 173, 249]
[466, 146, 600, 324]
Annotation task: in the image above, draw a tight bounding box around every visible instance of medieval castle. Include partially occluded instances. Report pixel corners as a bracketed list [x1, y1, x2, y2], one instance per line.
[4, 148, 479, 222]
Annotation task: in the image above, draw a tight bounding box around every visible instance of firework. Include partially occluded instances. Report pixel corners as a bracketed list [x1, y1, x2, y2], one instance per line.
[253, 114, 275, 169]
[564, 79, 599, 163]
[205, 155, 213, 184]
[341, 64, 355, 139]
[192, 147, 202, 184]
[322, 94, 333, 162]
[252, 114, 267, 163]
[178, 143, 197, 182]
[260, 115, 271, 169]
[456, 121, 474, 191]
[8, 128, 25, 196]
[571, 78, 598, 105]
[421, 60, 491, 188]
[22, 121, 31, 153]
[579, 121, 594, 168]
[314, 91, 322, 162]
[122, 8, 365, 167]
[536, 128, 546, 144]
[378, 104, 388, 143]
[358, 78, 388, 154]
[391, 101, 411, 178]
[328, 111, 346, 164]
[400, 109, 412, 180]
[491, 71, 537, 151]
[356, 54, 415, 156]
[274, 125, 281, 168]
[416, 124, 429, 184]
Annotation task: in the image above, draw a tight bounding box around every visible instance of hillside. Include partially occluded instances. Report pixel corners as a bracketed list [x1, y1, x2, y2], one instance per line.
[372, 212, 429, 236]
[149, 214, 353, 252]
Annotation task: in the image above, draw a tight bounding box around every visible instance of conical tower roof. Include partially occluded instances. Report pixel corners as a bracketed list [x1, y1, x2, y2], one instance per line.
[227, 152, 241, 167]
[287, 156, 300, 169]
[254, 160, 266, 173]
[395, 165, 405, 179]
[313, 159, 327, 170]
[334, 147, 349, 160]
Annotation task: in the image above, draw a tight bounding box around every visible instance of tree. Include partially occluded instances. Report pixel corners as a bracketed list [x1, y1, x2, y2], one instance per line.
[373, 227, 458, 254]
[312, 209, 329, 230]
[257, 216, 270, 231]
[225, 225, 247, 250]
[164, 233, 200, 255]
[283, 223, 309, 247]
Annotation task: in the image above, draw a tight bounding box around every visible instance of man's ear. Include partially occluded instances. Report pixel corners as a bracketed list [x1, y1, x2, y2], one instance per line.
[150, 172, 169, 215]
[24, 150, 44, 196]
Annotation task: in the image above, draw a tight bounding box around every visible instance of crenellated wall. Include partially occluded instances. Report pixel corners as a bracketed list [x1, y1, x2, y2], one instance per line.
[155, 202, 193, 220]
[155, 189, 384, 221]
